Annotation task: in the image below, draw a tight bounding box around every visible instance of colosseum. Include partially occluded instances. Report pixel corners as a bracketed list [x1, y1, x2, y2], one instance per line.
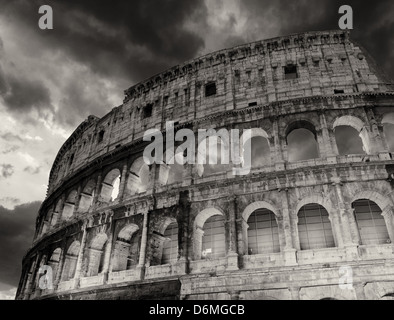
[16, 30, 394, 300]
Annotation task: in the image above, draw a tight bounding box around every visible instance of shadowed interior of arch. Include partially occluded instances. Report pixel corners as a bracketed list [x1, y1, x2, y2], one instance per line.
[247, 208, 280, 255]
[287, 129, 319, 162]
[244, 136, 271, 168]
[334, 126, 365, 155]
[201, 137, 230, 176]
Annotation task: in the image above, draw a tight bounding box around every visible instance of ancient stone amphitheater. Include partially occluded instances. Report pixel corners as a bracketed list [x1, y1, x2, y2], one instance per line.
[17, 30, 394, 300]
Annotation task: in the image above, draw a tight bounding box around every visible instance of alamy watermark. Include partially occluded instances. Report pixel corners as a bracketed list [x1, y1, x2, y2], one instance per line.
[143, 122, 253, 176]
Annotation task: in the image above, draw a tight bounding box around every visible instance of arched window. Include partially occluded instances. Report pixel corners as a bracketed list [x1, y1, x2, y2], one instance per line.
[100, 169, 121, 202]
[334, 126, 365, 155]
[126, 158, 150, 196]
[48, 248, 62, 282]
[333, 115, 370, 154]
[247, 209, 280, 255]
[298, 204, 335, 250]
[78, 179, 96, 212]
[162, 222, 179, 265]
[202, 215, 226, 259]
[286, 121, 319, 162]
[112, 224, 140, 272]
[85, 233, 108, 277]
[61, 241, 80, 281]
[197, 135, 230, 177]
[62, 190, 78, 220]
[352, 199, 390, 245]
[241, 130, 271, 168]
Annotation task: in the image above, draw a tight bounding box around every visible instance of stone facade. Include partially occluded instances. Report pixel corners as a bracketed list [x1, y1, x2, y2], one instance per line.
[16, 30, 394, 300]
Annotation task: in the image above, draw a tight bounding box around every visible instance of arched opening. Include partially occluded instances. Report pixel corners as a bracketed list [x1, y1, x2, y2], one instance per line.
[247, 208, 280, 255]
[61, 241, 80, 281]
[334, 126, 365, 155]
[85, 233, 108, 277]
[126, 158, 150, 196]
[78, 179, 96, 212]
[382, 113, 394, 153]
[202, 215, 226, 259]
[197, 136, 230, 177]
[159, 151, 184, 186]
[297, 204, 335, 250]
[112, 224, 140, 272]
[51, 199, 62, 226]
[352, 199, 390, 245]
[62, 190, 78, 220]
[48, 248, 61, 282]
[333, 116, 370, 154]
[243, 136, 271, 168]
[286, 121, 319, 162]
[100, 169, 121, 203]
[162, 222, 179, 265]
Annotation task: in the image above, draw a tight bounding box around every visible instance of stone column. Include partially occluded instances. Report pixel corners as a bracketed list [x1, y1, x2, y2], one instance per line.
[382, 209, 394, 243]
[118, 163, 129, 201]
[281, 190, 297, 266]
[102, 214, 115, 281]
[193, 227, 204, 261]
[319, 111, 336, 158]
[74, 185, 82, 213]
[272, 117, 285, 170]
[26, 255, 40, 298]
[73, 220, 88, 288]
[333, 182, 360, 261]
[226, 196, 239, 271]
[137, 211, 149, 279]
[54, 238, 68, 288]
[92, 172, 102, 210]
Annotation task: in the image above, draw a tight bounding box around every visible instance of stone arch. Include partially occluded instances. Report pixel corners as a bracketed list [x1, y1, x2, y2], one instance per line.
[61, 240, 80, 281]
[48, 248, 62, 282]
[241, 201, 281, 255]
[161, 219, 179, 265]
[242, 201, 280, 222]
[150, 217, 179, 266]
[101, 168, 121, 202]
[112, 224, 140, 272]
[240, 128, 272, 169]
[193, 207, 225, 260]
[333, 115, 369, 155]
[196, 132, 231, 177]
[78, 179, 96, 212]
[351, 190, 392, 213]
[294, 195, 333, 218]
[285, 120, 320, 161]
[295, 196, 336, 250]
[159, 148, 185, 186]
[50, 199, 62, 226]
[351, 192, 393, 245]
[85, 233, 108, 277]
[61, 190, 78, 220]
[126, 157, 150, 196]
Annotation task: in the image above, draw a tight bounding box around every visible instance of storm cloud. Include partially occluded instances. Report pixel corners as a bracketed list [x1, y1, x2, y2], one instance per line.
[0, 202, 40, 288]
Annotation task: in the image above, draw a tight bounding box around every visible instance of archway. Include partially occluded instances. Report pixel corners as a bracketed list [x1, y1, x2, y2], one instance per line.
[297, 203, 335, 250]
[286, 121, 319, 162]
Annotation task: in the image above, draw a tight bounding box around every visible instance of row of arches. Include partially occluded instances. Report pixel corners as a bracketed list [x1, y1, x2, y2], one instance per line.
[39, 113, 394, 237]
[24, 194, 393, 297]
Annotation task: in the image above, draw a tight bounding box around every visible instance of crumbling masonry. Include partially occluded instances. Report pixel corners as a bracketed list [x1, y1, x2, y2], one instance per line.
[17, 30, 394, 300]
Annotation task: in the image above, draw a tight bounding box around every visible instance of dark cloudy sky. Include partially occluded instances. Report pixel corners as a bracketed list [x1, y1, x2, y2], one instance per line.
[0, 0, 393, 299]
